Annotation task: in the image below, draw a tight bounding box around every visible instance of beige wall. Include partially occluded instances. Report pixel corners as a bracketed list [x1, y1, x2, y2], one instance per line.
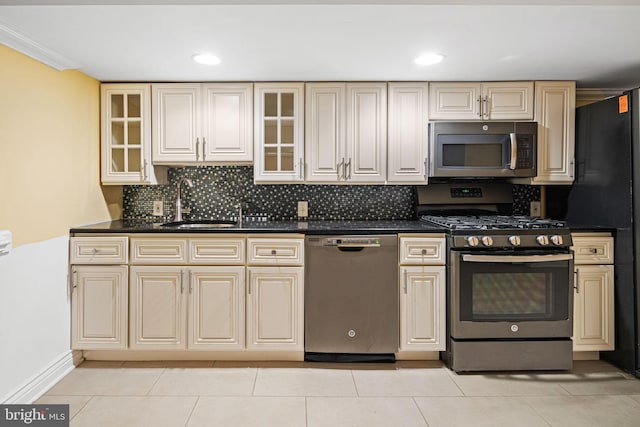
[0, 45, 121, 247]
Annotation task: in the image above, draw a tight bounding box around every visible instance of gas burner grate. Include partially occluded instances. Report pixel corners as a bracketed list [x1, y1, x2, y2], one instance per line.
[420, 215, 567, 231]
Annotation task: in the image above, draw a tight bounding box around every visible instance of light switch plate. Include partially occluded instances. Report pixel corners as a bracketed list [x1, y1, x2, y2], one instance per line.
[153, 200, 164, 216]
[297, 201, 309, 218]
[530, 201, 541, 217]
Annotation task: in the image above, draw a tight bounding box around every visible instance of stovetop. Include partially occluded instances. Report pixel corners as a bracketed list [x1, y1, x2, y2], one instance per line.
[420, 215, 568, 231]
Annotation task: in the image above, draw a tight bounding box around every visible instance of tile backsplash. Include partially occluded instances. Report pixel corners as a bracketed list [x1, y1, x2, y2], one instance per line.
[123, 166, 540, 221]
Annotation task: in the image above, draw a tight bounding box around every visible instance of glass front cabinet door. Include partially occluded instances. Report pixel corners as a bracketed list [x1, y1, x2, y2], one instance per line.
[101, 84, 166, 185]
[254, 83, 305, 183]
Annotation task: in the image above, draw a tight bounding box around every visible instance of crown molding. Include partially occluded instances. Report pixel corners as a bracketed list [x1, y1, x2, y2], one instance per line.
[576, 88, 625, 107]
[0, 21, 79, 71]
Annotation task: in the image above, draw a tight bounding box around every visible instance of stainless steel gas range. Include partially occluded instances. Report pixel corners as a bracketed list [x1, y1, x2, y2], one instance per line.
[418, 183, 574, 372]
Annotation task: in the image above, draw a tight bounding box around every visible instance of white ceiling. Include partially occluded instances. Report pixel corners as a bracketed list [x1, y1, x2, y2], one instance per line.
[1, 1, 640, 88]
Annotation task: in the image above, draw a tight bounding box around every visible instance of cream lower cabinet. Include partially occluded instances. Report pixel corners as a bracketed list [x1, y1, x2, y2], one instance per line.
[70, 236, 129, 350]
[129, 236, 246, 350]
[398, 234, 446, 351]
[572, 233, 615, 351]
[246, 235, 304, 350]
[71, 265, 128, 350]
[129, 265, 245, 350]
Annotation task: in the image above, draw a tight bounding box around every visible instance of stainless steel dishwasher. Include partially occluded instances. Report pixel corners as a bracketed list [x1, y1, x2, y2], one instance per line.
[304, 235, 399, 361]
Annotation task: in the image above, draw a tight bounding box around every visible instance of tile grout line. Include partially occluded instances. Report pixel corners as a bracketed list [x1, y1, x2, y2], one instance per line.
[305, 396, 309, 427]
[69, 395, 94, 423]
[410, 396, 431, 427]
[251, 367, 259, 396]
[183, 395, 200, 427]
[145, 367, 167, 396]
[350, 369, 360, 397]
[518, 396, 554, 427]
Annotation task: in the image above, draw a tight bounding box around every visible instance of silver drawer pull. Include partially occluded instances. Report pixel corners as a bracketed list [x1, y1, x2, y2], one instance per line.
[590, 248, 598, 254]
[271, 249, 277, 255]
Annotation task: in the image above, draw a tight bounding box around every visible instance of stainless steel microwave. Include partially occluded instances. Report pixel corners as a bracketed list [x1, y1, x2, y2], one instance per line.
[429, 121, 537, 178]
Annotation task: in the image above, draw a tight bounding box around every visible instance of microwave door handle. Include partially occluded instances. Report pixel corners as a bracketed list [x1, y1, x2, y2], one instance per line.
[462, 254, 573, 263]
[509, 133, 517, 170]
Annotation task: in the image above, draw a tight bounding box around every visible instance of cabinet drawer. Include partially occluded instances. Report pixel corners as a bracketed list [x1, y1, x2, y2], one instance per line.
[130, 238, 188, 264]
[399, 236, 446, 265]
[572, 235, 614, 265]
[247, 237, 304, 266]
[70, 237, 128, 264]
[189, 238, 245, 265]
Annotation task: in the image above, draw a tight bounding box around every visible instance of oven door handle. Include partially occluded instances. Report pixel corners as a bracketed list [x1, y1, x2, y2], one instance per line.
[461, 253, 573, 263]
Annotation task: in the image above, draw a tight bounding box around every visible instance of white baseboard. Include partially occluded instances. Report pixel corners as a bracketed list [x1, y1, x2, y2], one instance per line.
[2, 351, 79, 404]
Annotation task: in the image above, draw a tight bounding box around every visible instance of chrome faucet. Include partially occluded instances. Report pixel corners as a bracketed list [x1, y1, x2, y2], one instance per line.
[174, 177, 194, 222]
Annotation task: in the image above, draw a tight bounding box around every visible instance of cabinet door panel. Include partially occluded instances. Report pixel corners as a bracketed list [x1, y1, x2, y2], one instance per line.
[130, 267, 186, 349]
[573, 265, 614, 351]
[188, 267, 245, 350]
[247, 267, 304, 350]
[346, 83, 387, 182]
[483, 82, 534, 120]
[532, 81, 575, 184]
[202, 83, 253, 162]
[387, 83, 428, 183]
[428, 83, 480, 120]
[305, 84, 345, 182]
[152, 84, 200, 163]
[399, 266, 446, 351]
[72, 266, 128, 349]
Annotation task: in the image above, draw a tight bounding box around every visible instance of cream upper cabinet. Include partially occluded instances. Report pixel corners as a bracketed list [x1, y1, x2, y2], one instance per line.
[387, 82, 429, 183]
[428, 81, 534, 121]
[101, 84, 166, 185]
[305, 83, 346, 182]
[345, 83, 387, 182]
[305, 82, 387, 183]
[530, 81, 576, 185]
[152, 83, 253, 164]
[254, 83, 305, 183]
[572, 233, 615, 352]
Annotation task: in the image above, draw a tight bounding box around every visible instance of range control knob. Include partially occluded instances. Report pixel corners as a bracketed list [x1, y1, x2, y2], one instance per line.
[481, 236, 494, 247]
[550, 235, 564, 246]
[536, 235, 550, 246]
[466, 236, 480, 247]
[508, 236, 521, 246]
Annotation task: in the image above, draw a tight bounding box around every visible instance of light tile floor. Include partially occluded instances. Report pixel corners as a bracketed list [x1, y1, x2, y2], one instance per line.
[37, 359, 640, 427]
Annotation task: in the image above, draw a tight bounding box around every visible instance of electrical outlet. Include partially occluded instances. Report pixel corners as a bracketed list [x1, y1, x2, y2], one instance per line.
[530, 201, 541, 217]
[153, 200, 164, 216]
[297, 201, 309, 218]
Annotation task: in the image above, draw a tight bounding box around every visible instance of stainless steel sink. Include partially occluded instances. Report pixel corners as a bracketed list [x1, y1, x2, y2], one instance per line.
[160, 220, 237, 229]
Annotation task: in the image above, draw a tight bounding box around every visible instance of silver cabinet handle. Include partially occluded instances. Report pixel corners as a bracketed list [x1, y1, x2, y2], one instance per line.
[143, 159, 148, 181]
[299, 158, 304, 180]
[403, 269, 408, 294]
[72, 269, 78, 291]
[509, 133, 518, 170]
[180, 269, 185, 294]
[345, 158, 352, 180]
[202, 137, 207, 161]
[483, 96, 489, 119]
[476, 96, 482, 117]
[195, 137, 200, 161]
[423, 157, 428, 181]
[338, 158, 345, 180]
[248, 270, 252, 294]
[574, 270, 579, 294]
[189, 270, 193, 294]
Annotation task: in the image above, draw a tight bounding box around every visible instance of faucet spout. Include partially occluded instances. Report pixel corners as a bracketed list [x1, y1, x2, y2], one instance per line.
[175, 177, 194, 222]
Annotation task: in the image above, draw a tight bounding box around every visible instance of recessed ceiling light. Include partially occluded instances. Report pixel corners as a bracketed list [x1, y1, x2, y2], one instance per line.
[192, 53, 221, 65]
[414, 53, 445, 66]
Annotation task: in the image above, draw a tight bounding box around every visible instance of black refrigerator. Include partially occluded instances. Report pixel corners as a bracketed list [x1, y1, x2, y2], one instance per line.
[565, 89, 640, 377]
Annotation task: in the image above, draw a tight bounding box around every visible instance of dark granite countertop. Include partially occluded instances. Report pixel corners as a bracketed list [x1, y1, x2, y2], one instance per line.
[70, 219, 447, 235]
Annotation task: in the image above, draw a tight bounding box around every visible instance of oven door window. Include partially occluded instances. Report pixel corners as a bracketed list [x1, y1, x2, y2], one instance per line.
[438, 134, 508, 168]
[458, 256, 570, 322]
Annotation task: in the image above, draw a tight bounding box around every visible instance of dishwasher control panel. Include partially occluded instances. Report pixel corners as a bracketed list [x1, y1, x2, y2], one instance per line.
[325, 237, 381, 247]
